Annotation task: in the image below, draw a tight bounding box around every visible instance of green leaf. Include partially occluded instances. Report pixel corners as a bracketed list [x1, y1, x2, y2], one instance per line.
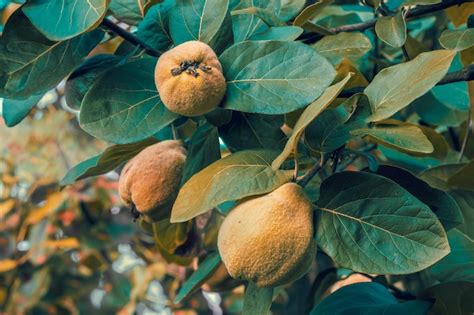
[304, 94, 370, 153]
[450, 189, 474, 239]
[79, 58, 178, 144]
[312, 32, 372, 64]
[22, 0, 109, 40]
[375, 11, 407, 48]
[351, 125, 434, 154]
[371, 165, 463, 230]
[218, 112, 287, 152]
[293, 0, 332, 27]
[65, 54, 124, 110]
[231, 0, 279, 42]
[439, 28, 474, 51]
[181, 123, 221, 185]
[170, 0, 232, 54]
[311, 282, 432, 315]
[242, 282, 273, 315]
[403, 0, 441, 5]
[135, 0, 174, 53]
[430, 228, 474, 282]
[109, 0, 142, 25]
[315, 171, 450, 274]
[365, 50, 456, 122]
[418, 163, 466, 191]
[0, 11, 104, 99]
[174, 252, 221, 303]
[249, 26, 303, 41]
[170, 150, 293, 223]
[220, 40, 336, 115]
[60, 138, 158, 186]
[232, 6, 284, 26]
[2, 93, 43, 127]
[420, 282, 474, 315]
[414, 91, 467, 127]
[279, 0, 306, 21]
[448, 160, 474, 190]
[271, 73, 353, 170]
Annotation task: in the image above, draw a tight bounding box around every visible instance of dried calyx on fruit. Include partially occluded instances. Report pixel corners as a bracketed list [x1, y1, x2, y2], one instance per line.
[118, 140, 186, 222]
[154, 41, 226, 117]
[217, 183, 316, 288]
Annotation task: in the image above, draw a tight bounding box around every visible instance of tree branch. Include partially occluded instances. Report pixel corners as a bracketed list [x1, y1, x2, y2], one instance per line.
[296, 156, 328, 187]
[339, 64, 474, 98]
[100, 18, 161, 57]
[301, 0, 474, 43]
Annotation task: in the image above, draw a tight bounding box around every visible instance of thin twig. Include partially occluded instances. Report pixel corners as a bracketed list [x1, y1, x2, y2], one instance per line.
[100, 18, 162, 57]
[459, 110, 473, 161]
[296, 155, 328, 187]
[339, 64, 474, 98]
[171, 123, 178, 140]
[301, 0, 473, 44]
[449, 127, 461, 151]
[331, 0, 471, 34]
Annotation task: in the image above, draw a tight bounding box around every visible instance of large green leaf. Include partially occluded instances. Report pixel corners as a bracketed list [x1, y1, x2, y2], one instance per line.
[174, 252, 221, 303]
[430, 228, 474, 282]
[181, 123, 221, 185]
[242, 282, 273, 315]
[365, 50, 456, 122]
[170, 150, 293, 223]
[231, 0, 279, 42]
[271, 73, 352, 169]
[79, 58, 178, 144]
[351, 125, 434, 154]
[0, 11, 103, 99]
[372, 165, 463, 230]
[293, 0, 332, 27]
[439, 28, 474, 51]
[218, 112, 287, 152]
[65, 54, 124, 110]
[315, 171, 450, 274]
[135, 0, 174, 53]
[450, 189, 474, 239]
[311, 282, 432, 315]
[2, 93, 43, 127]
[304, 94, 370, 153]
[169, 0, 232, 54]
[374, 11, 407, 48]
[22, 0, 109, 40]
[279, 0, 305, 21]
[249, 26, 303, 41]
[109, 0, 142, 25]
[312, 32, 372, 64]
[220, 40, 336, 115]
[60, 138, 158, 186]
[448, 160, 474, 190]
[420, 282, 474, 315]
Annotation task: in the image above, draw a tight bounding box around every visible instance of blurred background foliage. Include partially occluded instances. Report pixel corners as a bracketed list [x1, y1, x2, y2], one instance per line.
[1, 0, 474, 314]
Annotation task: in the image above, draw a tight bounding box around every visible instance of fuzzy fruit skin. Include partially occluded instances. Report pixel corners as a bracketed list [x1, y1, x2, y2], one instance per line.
[154, 41, 226, 117]
[118, 140, 186, 222]
[217, 183, 316, 288]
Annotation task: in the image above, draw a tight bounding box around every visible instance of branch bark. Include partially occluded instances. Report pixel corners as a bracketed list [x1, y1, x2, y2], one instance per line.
[339, 64, 474, 98]
[100, 18, 162, 57]
[301, 0, 474, 43]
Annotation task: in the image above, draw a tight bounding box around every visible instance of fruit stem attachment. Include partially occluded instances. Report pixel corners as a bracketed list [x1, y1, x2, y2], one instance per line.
[130, 204, 141, 222]
[171, 60, 212, 78]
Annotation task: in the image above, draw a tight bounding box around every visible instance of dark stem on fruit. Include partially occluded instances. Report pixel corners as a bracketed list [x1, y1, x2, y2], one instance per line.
[130, 204, 141, 222]
[171, 60, 212, 77]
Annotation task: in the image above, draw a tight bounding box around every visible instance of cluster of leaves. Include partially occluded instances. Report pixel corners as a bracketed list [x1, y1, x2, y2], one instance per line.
[1, 0, 474, 314]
